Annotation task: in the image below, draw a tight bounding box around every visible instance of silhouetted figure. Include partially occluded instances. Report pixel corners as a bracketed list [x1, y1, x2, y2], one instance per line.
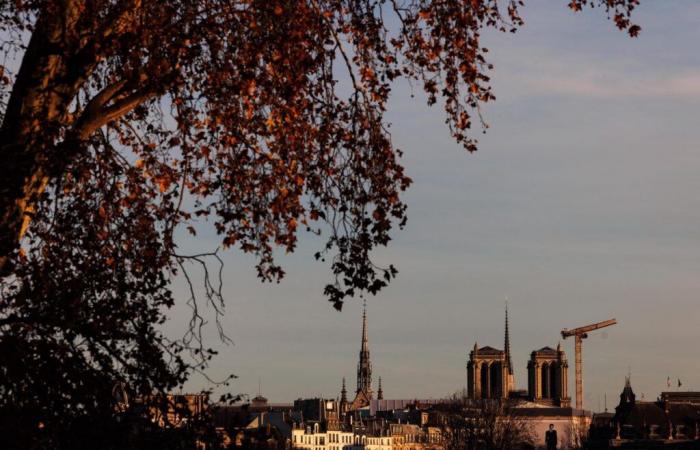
[545, 424, 558, 450]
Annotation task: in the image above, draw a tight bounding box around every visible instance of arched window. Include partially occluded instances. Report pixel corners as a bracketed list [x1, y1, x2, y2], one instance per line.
[480, 362, 490, 398]
[490, 361, 502, 398]
[550, 362, 558, 399]
[540, 362, 550, 398]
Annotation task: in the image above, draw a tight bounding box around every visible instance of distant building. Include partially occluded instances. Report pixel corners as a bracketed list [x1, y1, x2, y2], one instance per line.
[292, 423, 355, 450]
[586, 376, 700, 448]
[466, 306, 574, 412]
[211, 394, 295, 449]
[467, 344, 512, 399]
[466, 305, 516, 399]
[251, 393, 269, 409]
[612, 377, 700, 443]
[351, 302, 375, 411]
[148, 393, 209, 427]
[294, 397, 345, 431]
[511, 403, 591, 449]
[291, 408, 443, 450]
[461, 307, 592, 449]
[527, 343, 571, 407]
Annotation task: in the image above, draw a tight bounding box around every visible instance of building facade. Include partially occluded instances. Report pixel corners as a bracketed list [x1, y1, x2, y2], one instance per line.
[466, 306, 515, 399]
[466, 344, 512, 399]
[526, 343, 571, 407]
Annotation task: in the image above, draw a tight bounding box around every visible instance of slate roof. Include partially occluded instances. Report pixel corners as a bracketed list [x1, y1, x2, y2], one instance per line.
[661, 391, 700, 403]
[625, 401, 668, 427]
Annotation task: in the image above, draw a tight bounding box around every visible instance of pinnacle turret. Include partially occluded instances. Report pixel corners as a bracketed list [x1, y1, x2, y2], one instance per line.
[341, 377, 347, 403]
[620, 374, 636, 406]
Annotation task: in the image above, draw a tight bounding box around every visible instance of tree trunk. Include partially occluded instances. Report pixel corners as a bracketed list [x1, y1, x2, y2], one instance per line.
[0, 1, 93, 276]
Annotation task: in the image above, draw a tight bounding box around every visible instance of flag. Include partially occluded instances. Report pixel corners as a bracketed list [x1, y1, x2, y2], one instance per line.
[678, 379, 682, 388]
[667, 376, 671, 388]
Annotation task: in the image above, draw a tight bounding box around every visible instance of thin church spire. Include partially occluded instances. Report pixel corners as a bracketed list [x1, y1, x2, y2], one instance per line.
[361, 299, 369, 353]
[356, 299, 372, 396]
[504, 301, 513, 375]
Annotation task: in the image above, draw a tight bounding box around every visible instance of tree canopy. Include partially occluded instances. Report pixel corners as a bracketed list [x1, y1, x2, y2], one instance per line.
[0, 0, 638, 447]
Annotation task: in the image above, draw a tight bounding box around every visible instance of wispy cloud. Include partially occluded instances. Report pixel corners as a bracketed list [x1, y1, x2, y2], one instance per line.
[487, 43, 700, 100]
[524, 69, 700, 99]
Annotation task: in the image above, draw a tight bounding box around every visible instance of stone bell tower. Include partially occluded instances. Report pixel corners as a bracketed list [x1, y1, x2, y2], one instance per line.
[527, 342, 570, 407]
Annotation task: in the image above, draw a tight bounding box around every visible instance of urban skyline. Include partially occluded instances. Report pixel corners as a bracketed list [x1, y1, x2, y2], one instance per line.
[4, 0, 699, 448]
[210, 298, 690, 408]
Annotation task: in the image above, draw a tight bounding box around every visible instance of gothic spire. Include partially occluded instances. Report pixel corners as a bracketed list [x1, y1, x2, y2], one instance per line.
[620, 374, 636, 406]
[377, 377, 383, 400]
[356, 300, 372, 396]
[504, 302, 513, 375]
[341, 377, 347, 403]
[361, 299, 369, 354]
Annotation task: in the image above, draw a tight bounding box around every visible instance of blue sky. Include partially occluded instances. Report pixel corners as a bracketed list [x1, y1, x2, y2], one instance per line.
[170, 1, 700, 409]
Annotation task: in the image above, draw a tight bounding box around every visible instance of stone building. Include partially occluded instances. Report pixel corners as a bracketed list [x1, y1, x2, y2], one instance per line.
[526, 343, 571, 407]
[292, 422, 355, 450]
[466, 306, 515, 399]
[611, 377, 700, 443]
[466, 307, 573, 408]
[291, 415, 443, 450]
[466, 344, 511, 399]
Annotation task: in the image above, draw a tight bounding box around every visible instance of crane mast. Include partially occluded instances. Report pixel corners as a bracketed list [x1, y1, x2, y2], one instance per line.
[561, 318, 617, 410]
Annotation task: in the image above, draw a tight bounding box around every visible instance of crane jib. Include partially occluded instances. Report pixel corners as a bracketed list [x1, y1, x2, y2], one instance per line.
[559, 318, 617, 411]
[561, 318, 617, 338]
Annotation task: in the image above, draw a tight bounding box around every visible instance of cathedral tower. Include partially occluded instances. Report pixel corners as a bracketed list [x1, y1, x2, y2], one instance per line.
[527, 342, 570, 407]
[467, 343, 510, 399]
[466, 308, 515, 400]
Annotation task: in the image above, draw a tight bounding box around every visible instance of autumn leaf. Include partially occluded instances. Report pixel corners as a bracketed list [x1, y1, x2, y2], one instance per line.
[157, 177, 171, 193]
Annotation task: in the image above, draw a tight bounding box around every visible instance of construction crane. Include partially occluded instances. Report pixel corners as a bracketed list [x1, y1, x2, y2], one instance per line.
[561, 318, 617, 410]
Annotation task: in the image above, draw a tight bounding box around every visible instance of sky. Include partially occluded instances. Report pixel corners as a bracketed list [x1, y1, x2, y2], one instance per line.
[168, 1, 700, 411]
